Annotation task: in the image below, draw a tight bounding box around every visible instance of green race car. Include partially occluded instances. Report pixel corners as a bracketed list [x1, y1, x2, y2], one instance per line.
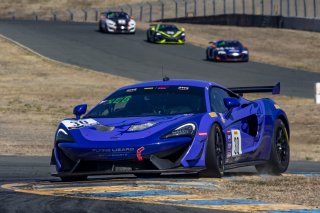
[147, 24, 185, 44]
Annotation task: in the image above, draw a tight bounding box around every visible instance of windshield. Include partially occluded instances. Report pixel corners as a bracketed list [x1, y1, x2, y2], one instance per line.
[158, 25, 179, 32]
[106, 12, 129, 19]
[85, 86, 206, 118]
[216, 41, 243, 48]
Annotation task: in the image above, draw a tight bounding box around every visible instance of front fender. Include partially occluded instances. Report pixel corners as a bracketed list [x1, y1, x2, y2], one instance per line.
[180, 112, 225, 167]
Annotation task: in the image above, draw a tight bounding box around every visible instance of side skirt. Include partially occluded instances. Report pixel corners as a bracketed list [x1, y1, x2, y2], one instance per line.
[224, 160, 267, 170]
[52, 167, 206, 178]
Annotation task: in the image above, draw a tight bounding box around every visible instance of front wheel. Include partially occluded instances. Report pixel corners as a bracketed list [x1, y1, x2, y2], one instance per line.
[255, 119, 290, 174]
[201, 123, 225, 178]
[206, 49, 210, 60]
[147, 33, 150, 42]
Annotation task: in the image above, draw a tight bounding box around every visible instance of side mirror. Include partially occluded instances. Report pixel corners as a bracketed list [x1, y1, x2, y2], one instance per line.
[151, 27, 155, 31]
[224, 98, 240, 110]
[181, 27, 185, 31]
[73, 104, 87, 119]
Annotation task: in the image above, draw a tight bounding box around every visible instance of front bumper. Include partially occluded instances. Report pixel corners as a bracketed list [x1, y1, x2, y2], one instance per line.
[107, 24, 135, 33]
[215, 53, 249, 62]
[154, 35, 185, 44]
[53, 137, 192, 173]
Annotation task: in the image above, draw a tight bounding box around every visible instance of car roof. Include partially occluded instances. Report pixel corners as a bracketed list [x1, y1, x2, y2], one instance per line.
[118, 79, 223, 90]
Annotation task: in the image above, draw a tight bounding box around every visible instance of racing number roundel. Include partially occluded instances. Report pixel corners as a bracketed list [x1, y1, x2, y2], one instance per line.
[231, 130, 242, 156]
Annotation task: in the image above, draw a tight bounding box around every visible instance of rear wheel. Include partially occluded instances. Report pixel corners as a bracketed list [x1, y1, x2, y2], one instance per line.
[255, 119, 290, 174]
[201, 123, 225, 178]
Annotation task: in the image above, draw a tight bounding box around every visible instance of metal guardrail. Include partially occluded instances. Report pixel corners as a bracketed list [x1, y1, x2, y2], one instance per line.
[2, 0, 319, 22]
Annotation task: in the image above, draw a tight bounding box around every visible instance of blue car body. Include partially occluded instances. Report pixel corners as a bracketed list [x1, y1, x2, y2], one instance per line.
[51, 79, 289, 179]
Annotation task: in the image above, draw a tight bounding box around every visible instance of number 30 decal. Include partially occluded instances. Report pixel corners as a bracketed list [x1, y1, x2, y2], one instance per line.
[231, 130, 242, 156]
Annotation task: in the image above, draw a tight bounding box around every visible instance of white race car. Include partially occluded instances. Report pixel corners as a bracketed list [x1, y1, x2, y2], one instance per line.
[99, 11, 136, 34]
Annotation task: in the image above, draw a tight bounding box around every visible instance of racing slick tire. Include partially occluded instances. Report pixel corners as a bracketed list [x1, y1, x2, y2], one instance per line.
[201, 123, 225, 178]
[99, 22, 107, 33]
[206, 50, 210, 61]
[255, 119, 290, 174]
[147, 33, 150, 42]
[99, 23, 103, 32]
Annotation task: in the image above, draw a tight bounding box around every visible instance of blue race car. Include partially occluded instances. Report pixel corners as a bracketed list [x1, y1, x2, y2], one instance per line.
[51, 79, 289, 181]
[206, 40, 249, 62]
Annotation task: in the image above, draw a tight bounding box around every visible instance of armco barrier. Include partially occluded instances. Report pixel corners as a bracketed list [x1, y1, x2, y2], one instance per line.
[159, 15, 320, 32]
[281, 17, 320, 31]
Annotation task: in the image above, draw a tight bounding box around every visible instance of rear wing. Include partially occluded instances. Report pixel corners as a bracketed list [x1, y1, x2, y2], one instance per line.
[229, 82, 280, 96]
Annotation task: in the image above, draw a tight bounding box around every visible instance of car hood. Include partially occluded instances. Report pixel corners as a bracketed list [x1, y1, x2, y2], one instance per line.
[108, 17, 130, 23]
[62, 114, 202, 142]
[159, 29, 180, 36]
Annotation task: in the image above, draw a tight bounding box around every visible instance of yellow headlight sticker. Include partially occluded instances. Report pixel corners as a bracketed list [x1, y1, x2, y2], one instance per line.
[274, 104, 281, 109]
[209, 112, 217, 118]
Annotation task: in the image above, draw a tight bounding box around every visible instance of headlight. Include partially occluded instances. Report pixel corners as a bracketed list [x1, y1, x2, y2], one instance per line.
[55, 128, 74, 143]
[162, 123, 196, 139]
[107, 20, 116, 26]
[156, 32, 161, 36]
[181, 33, 185, 36]
[242, 50, 248, 54]
[129, 20, 136, 26]
[218, 51, 226, 55]
[128, 122, 157, 131]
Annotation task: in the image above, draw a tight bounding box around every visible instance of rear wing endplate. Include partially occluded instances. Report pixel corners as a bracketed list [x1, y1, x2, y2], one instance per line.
[229, 82, 280, 96]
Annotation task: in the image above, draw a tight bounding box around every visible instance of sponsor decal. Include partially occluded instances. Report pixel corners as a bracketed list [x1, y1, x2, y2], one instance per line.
[126, 88, 137, 92]
[157, 86, 169, 90]
[227, 151, 232, 158]
[178, 86, 189, 91]
[62, 119, 98, 130]
[209, 112, 217, 118]
[144, 87, 154, 90]
[226, 130, 232, 155]
[92, 148, 135, 153]
[103, 96, 132, 105]
[198, 132, 208, 136]
[227, 143, 232, 149]
[219, 113, 225, 123]
[136, 147, 145, 161]
[231, 130, 242, 156]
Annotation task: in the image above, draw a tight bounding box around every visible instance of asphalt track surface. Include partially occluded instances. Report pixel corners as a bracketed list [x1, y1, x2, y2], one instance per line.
[1, 156, 320, 213]
[0, 20, 320, 98]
